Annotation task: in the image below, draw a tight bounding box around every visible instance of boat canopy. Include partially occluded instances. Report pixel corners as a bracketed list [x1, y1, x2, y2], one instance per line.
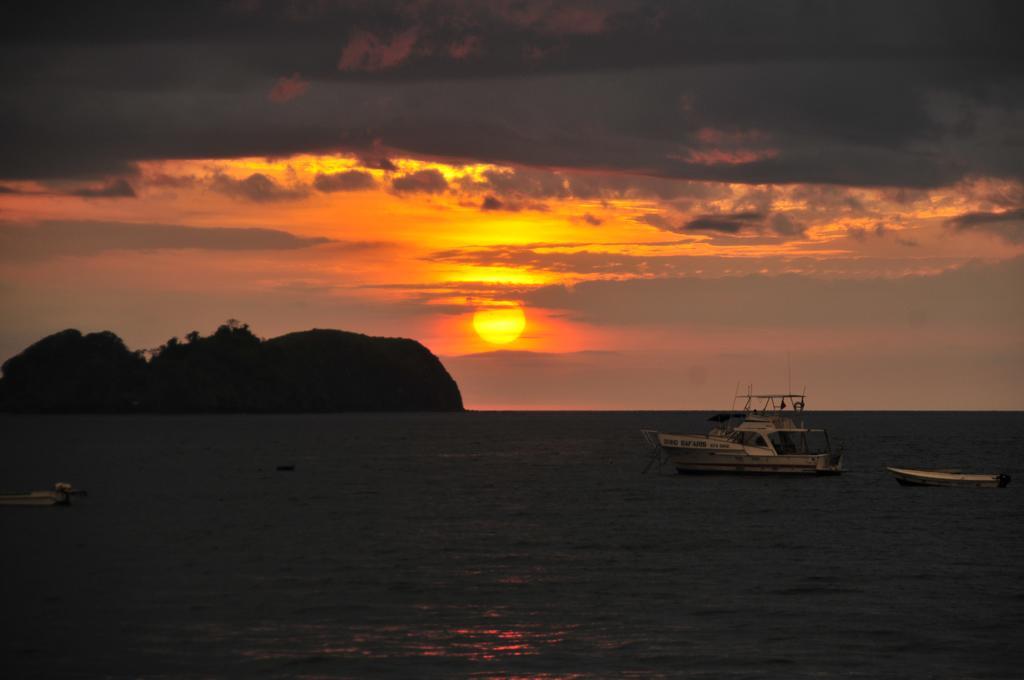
[737, 392, 806, 414]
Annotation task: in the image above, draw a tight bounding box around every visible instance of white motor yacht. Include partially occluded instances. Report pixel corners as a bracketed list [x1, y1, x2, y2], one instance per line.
[642, 391, 843, 475]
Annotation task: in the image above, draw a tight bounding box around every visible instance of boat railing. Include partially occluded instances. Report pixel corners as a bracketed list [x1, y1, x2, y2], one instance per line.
[640, 429, 661, 449]
[734, 392, 807, 415]
[640, 429, 669, 474]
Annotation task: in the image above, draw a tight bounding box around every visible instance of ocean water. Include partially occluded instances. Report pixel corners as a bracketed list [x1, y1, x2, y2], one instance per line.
[2, 412, 1022, 679]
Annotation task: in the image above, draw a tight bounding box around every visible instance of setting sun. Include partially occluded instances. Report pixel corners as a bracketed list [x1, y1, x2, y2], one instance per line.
[472, 305, 527, 345]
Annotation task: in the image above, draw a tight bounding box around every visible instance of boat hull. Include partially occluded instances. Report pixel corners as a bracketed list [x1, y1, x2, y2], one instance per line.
[887, 467, 1010, 488]
[0, 490, 70, 506]
[672, 451, 843, 475]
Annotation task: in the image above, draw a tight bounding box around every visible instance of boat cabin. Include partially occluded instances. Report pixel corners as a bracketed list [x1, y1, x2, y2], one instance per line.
[709, 393, 833, 456]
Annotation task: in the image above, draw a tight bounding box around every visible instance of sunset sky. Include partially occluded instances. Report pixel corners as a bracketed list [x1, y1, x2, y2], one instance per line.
[1, 0, 1022, 409]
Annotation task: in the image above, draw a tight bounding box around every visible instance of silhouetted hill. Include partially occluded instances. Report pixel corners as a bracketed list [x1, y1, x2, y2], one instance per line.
[0, 322, 463, 413]
[0, 329, 147, 412]
[264, 329, 463, 412]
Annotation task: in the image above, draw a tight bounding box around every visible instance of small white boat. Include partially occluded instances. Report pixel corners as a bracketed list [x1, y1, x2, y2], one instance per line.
[642, 390, 843, 475]
[0, 482, 82, 506]
[887, 467, 1011, 488]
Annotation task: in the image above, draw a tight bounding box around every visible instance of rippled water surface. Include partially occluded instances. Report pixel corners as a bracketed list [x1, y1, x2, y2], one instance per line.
[2, 412, 1022, 678]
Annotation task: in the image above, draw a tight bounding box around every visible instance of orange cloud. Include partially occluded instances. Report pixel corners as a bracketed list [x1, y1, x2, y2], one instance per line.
[674, 148, 780, 166]
[494, 1, 612, 35]
[338, 29, 419, 72]
[448, 36, 481, 60]
[6, 152, 1020, 333]
[268, 73, 309, 103]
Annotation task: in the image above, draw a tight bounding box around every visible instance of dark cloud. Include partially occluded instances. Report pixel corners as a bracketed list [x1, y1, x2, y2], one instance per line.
[769, 213, 804, 237]
[359, 156, 398, 172]
[1, 1, 1022, 186]
[145, 173, 198, 188]
[0, 220, 332, 260]
[639, 208, 807, 239]
[391, 168, 448, 194]
[847, 223, 889, 241]
[0, 185, 20, 194]
[947, 207, 1024, 242]
[681, 211, 764, 234]
[209, 173, 308, 202]
[8, 2, 1018, 73]
[460, 166, 696, 205]
[467, 168, 570, 200]
[313, 170, 376, 192]
[69, 179, 137, 199]
[481, 195, 503, 211]
[847, 222, 919, 245]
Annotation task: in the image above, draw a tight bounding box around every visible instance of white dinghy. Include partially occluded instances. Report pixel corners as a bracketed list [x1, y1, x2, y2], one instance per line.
[0, 482, 85, 506]
[886, 467, 1011, 488]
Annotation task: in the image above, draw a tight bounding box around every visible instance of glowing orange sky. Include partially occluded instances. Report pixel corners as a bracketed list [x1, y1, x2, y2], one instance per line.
[1, 153, 1022, 407]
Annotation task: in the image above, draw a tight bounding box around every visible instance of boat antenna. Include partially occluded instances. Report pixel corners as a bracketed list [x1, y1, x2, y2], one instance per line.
[787, 350, 792, 397]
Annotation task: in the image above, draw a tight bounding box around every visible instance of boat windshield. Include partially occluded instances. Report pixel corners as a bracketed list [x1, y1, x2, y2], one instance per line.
[768, 431, 801, 454]
[737, 431, 768, 447]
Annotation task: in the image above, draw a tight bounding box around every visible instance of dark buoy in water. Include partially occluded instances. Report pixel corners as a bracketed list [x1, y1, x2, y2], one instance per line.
[276, 465, 295, 472]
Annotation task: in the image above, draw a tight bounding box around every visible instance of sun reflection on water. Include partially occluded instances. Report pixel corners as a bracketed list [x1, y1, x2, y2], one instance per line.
[208, 615, 578, 666]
